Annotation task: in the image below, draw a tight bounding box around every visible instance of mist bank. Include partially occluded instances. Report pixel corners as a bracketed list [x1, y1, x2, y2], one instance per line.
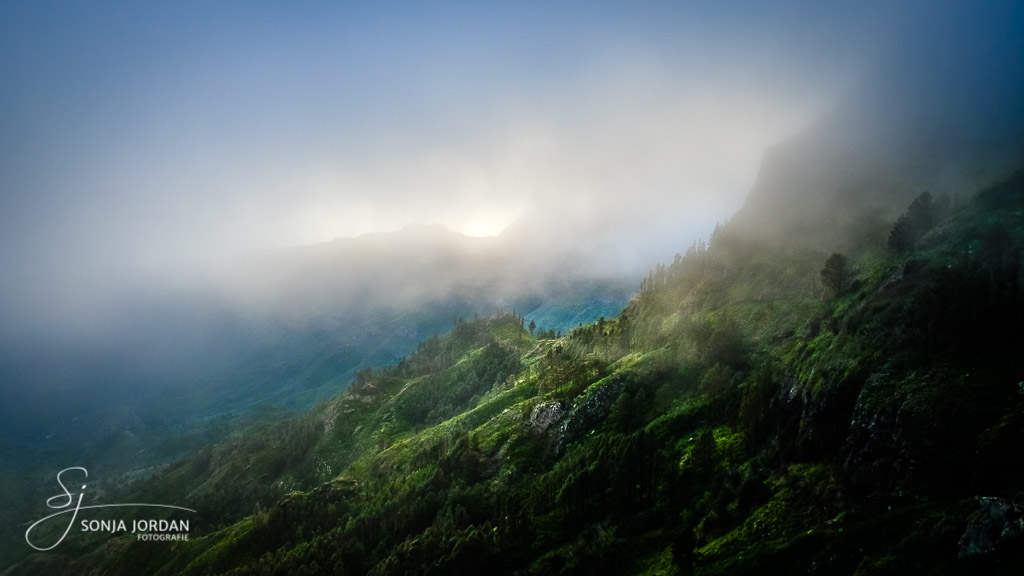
[0, 224, 637, 446]
[733, 26, 1024, 252]
[6, 87, 1024, 446]
[5, 0, 1024, 470]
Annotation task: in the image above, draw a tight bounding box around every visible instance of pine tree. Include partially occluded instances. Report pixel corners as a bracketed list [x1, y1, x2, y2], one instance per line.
[888, 191, 936, 252]
[820, 253, 849, 296]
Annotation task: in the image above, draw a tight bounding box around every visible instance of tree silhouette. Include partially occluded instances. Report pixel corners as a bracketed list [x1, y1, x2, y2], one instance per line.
[820, 252, 849, 296]
[888, 191, 936, 252]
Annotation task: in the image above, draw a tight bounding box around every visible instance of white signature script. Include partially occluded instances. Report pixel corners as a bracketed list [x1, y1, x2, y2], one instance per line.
[25, 467, 196, 551]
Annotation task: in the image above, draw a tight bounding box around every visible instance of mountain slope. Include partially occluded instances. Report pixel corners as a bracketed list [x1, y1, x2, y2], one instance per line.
[0, 225, 634, 572]
[13, 169, 1024, 575]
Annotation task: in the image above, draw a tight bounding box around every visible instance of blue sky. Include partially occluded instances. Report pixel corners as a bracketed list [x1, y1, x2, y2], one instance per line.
[1, 1, 1022, 320]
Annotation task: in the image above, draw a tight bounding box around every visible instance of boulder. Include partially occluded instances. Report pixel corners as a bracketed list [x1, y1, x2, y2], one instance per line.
[957, 497, 1024, 558]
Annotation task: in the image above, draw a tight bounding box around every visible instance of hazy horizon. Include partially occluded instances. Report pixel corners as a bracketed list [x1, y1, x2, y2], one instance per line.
[2, 1, 1024, 342]
[4, 4, 1024, 572]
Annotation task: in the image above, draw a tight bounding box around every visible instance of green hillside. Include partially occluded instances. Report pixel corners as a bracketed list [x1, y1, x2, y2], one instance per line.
[11, 172, 1024, 575]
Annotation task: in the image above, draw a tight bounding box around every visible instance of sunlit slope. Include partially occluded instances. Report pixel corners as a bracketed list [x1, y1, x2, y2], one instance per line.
[0, 225, 634, 573]
[12, 171, 1023, 575]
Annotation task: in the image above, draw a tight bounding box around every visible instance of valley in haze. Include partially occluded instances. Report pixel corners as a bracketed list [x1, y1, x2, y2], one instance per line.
[2, 2, 1024, 575]
[0, 223, 636, 560]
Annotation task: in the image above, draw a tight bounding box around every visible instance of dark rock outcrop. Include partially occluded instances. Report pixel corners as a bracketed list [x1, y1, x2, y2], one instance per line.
[958, 497, 1024, 558]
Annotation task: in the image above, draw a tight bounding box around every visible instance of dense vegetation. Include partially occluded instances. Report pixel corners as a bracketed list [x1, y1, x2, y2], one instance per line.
[9, 173, 1024, 575]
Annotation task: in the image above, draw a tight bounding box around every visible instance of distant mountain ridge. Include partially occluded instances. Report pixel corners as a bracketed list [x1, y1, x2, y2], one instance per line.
[25, 167, 1024, 576]
[7, 51, 1024, 571]
[0, 221, 636, 480]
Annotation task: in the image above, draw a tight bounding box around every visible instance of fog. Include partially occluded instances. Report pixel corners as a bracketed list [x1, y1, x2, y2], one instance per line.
[1, 2, 1023, 415]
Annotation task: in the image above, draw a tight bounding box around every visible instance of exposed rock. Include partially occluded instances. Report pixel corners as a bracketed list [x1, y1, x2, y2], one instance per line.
[958, 497, 1024, 558]
[320, 401, 340, 434]
[312, 477, 360, 503]
[841, 373, 911, 496]
[842, 371, 977, 498]
[558, 374, 627, 450]
[529, 401, 564, 434]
